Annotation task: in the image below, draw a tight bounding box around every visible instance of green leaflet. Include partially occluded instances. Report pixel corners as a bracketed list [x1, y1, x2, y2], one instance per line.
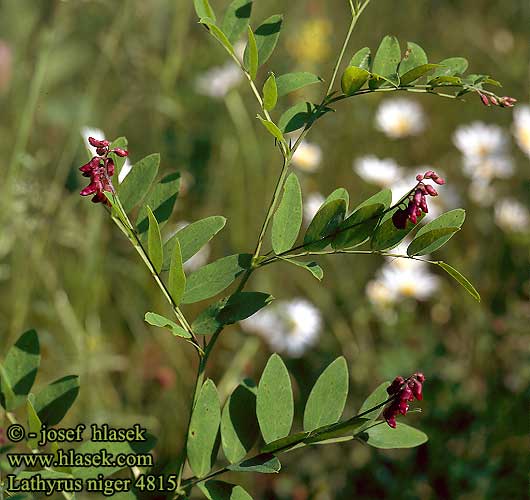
[245, 26, 258, 79]
[257, 354, 293, 443]
[168, 238, 186, 305]
[199, 480, 253, 500]
[341, 66, 370, 95]
[272, 173, 302, 254]
[359, 421, 428, 449]
[162, 216, 226, 270]
[275, 72, 322, 96]
[0, 329, 40, 411]
[304, 198, 347, 251]
[407, 209, 466, 256]
[303, 357, 349, 432]
[282, 259, 323, 281]
[192, 292, 273, 335]
[349, 47, 371, 70]
[117, 153, 160, 212]
[182, 254, 252, 304]
[371, 208, 425, 251]
[429, 57, 468, 79]
[221, 0, 252, 44]
[144, 312, 191, 339]
[243, 14, 283, 68]
[33, 375, 80, 426]
[278, 101, 319, 133]
[437, 261, 481, 302]
[146, 206, 163, 273]
[398, 41, 428, 76]
[370, 35, 401, 88]
[194, 0, 216, 22]
[221, 380, 259, 464]
[257, 116, 286, 145]
[357, 381, 390, 421]
[188, 380, 221, 478]
[400, 64, 439, 86]
[136, 172, 180, 233]
[227, 453, 281, 473]
[262, 72, 278, 111]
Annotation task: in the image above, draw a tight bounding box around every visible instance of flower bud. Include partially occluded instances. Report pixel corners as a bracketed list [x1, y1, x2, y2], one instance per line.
[112, 148, 129, 157]
[88, 137, 108, 148]
[410, 379, 423, 400]
[96, 147, 107, 156]
[392, 209, 408, 230]
[424, 170, 435, 179]
[480, 93, 490, 106]
[489, 95, 499, 106]
[425, 185, 438, 196]
[433, 176, 445, 185]
[416, 174, 424, 181]
[398, 400, 409, 415]
[414, 372, 425, 383]
[400, 385, 413, 402]
[387, 376, 405, 395]
[106, 159, 115, 177]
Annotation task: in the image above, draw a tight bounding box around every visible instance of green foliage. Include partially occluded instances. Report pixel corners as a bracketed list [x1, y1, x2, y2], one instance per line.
[144, 312, 191, 338]
[221, 0, 252, 44]
[199, 480, 253, 500]
[146, 206, 163, 273]
[183, 254, 252, 304]
[257, 115, 286, 145]
[245, 26, 258, 79]
[188, 379, 221, 478]
[117, 153, 160, 212]
[303, 357, 349, 432]
[407, 209, 466, 256]
[282, 258, 323, 281]
[168, 237, 186, 305]
[200, 20, 236, 57]
[398, 42, 428, 75]
[371, 208, 425, 251]
[221, 379, 259, 463]
[370, 35, 401, 88]
[194, 0, 216, 22]
[341, 66, 370, 95]
[276, 72, 322, 96]
[136, 171, 180, 233]
[33, 375, 80, 426]
[192, 292, 273, 335]
[244, 15, 283, 68]
[262, 73, 278, 111]
[163, 216, 227, 270]
[227, 454, 281, 473]
[278, 101, 317, 133]
[304, 197, 347, 251]
[437, 262, 481, 302]
[357, 381, 390, 421]
[359, 422, 428, 449]
[349, 47, 371, 70]
[0, 329, 40, 410]
[257, 354, 293, 443]
[272, 172, 302, 254]
[109, 136, 128, 178]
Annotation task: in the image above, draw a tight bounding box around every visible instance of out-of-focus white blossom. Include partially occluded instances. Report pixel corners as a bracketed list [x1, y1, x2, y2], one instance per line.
[241, 298, 322, 357]
[462, 155, 514, 181]
[374, 98, 426, 138]
[513, 105, 530, 158]
[304, 192, 325, 224]
[494, 198, 530, 233]
[195, 63, 242, 99]
[292, 141, 322, 173]
[354, 155, 403, 187]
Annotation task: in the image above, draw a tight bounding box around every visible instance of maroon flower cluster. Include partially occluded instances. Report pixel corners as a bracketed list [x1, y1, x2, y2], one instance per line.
[383, 372, 425, 428]
[79, 137, 128, 205]
[479, 92, 517, 108]
[392, 170, 445, 230]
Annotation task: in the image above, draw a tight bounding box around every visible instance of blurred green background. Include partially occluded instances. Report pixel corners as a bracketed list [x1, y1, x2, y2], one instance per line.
[0, 0, 529, 498]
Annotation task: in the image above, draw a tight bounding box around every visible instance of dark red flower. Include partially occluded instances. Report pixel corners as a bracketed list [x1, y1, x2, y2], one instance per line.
[383, 373, 426, 428]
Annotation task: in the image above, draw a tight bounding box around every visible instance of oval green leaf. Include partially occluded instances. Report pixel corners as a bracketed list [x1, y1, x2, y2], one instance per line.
[276, 72, 322, 97]
[437, 261, 481, 302]
[163, 216, 226, 270]
[303, 357, 349, 432]
[33, 375, 80, 426]
[244, 14, 283, 68]
[400, 63, 439, 86]
[227, 453, 281, 473]
[361, 421, 428, 449]
[182, 254, 252, 304]
[407, 227, 460, 256]
[272, 173, 302, 254]
[188, 379, 221, 478]
[257, 354, 293, 444]
[0, 329, 40, 411]
[168, 238, 186, 305]
[349, 47, 371, 70]
[371, 35, 401, 88]
[199, 480, 252, 500]
[398, 41, 428, 76]
[144, 312, 191, 339]
[341, 66, 370, 95]
[371, 207, 426, 251]
[194, 0, 216, 22]
[304, 198, 347, 251]
[221, 379, 259, 463]
[262, 73, 278, 111]
[117, 153, 160, 212]
[430, 57, 468, 79]
[221, 0, 252, 44]
[357, 381, 390, 421]
[278, 101, 317, 133]
[146, 206, 163, 273]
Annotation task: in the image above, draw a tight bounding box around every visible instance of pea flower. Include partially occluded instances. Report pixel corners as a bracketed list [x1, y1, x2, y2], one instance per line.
[392, 170, 445, 229]
[383, 372, 425, 428]
[79, 137, 128, 205]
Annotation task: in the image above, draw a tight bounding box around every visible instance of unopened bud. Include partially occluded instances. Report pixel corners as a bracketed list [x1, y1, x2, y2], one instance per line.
[416, 174, 424, 181]
[480, 93, 490, 106]
[112, 148, 129, 157]
[424, 170, 435, 179]
[425, 185, 438, 196]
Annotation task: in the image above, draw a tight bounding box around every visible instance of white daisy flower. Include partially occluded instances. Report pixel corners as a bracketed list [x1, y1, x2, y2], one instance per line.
[374, 98, 426, 138]
[494, 198, 530, 232]
[453, 122, 509, 159]
[195, 62, 242, 99]
[291, 141, 322, 173]
[354, 155, 403, 187]
[366, 279, 398, 307]
[241, 298, 322, 357]
[303, 192, 325, 224]
[513, 105, 530, 158]
[468, 178, 496, 206]
[462, 155, 514, 181]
